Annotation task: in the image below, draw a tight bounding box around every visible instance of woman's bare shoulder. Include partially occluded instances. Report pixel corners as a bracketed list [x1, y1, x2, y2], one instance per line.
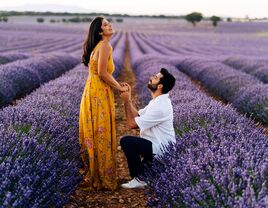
[99, 40, 112, 51]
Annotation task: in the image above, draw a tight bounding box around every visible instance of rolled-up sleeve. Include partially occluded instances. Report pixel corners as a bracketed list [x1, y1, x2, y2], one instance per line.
[138, 106, 147, 116]
[135, 108, 166, 131]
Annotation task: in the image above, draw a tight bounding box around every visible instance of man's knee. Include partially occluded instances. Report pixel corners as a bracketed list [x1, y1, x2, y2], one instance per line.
[120, 136, 134, 148]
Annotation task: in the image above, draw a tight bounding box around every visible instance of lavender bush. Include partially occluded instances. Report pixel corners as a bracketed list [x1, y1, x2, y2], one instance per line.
[0, 52, 29, 65]
[0, 65, 86, 207]
[0, 23, 84, 54]
[175, 58, 268, 123]
[113, 32, 127, 77]
[1, 19, 268, 207]
[0, 53, 79, 107]
[231, 84, 268, 124]
[0, 36, 126, 206]
[223, 56, 268, 83]
[128, 42, 268, 207]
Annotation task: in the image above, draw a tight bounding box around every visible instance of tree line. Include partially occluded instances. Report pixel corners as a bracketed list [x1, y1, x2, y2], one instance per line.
[185, 12, 230, 27]
[0, 11, 232, 26]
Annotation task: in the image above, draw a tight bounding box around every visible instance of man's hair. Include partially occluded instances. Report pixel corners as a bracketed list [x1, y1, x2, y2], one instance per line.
[159, 68, 176, 94]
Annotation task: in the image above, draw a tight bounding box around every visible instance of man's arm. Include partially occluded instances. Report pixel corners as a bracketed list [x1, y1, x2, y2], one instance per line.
[120, 90, 139, 129]
[124, 100, 139, 129]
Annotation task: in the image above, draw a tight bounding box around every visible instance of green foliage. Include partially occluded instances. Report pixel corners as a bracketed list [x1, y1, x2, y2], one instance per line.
[68, 16, 81, 22]
[37, 17, 45, 23]
[50, 19, 56, 23]
[185, 12, 203, 26]
[227, 17, 232, 22]
[3, 16, 8, 22]
[116, 18, 124, 23]
[210, 16, 222, 27]
[0, 16, 8, 22]
[81, 17, 92, 22]
[59, 16, 92, 23]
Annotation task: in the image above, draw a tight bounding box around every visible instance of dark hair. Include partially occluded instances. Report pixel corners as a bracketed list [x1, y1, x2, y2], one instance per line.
[159, 68, 176, 94]
[82, 16, 104, 66]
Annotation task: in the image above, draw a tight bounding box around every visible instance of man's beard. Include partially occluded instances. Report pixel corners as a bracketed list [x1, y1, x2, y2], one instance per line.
[147, 83, 158, 92]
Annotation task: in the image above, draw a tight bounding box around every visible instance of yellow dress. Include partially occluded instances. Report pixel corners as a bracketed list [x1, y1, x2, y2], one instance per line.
[79, 40, 117, 191]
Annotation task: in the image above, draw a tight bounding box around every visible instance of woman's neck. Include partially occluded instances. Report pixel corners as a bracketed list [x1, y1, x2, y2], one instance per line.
[102, 35, 112, 42]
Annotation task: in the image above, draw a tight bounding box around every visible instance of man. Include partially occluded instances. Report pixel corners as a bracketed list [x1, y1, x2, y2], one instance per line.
[120, 68, 176, 189]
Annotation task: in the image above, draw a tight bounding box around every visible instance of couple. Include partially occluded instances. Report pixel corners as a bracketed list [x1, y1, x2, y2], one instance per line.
[79, 16, 176, 191]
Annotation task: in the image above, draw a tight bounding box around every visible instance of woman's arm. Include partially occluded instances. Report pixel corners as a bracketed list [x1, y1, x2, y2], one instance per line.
[97, 41, 127, 91]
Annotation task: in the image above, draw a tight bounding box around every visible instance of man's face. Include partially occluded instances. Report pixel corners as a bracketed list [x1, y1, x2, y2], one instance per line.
[147, 72, 163, 92]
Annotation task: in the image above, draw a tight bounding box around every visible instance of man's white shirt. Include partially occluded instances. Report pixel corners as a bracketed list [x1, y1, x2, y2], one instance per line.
[134, 94, 176, 157]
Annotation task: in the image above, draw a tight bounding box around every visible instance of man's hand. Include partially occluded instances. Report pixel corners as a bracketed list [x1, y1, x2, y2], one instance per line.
[119, 83, 139, 129]
[120, 82, 132, 101]
[120, 91, 131, 103]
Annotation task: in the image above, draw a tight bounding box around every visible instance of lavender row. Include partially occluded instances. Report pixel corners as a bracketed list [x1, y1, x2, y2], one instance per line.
[0, 65, 86, 207]
[223, 56, 268, 83]
[112, 32, 126, 77]
[175, 58, 268, 124]
[128, 49, 268, 207]
[0, 26, 83, 54]
[140, 31, 268, 58]
[0, 23, 85, 36]
[115, 21, 268, 34]
[129, 32, 268, 123]
[0, 53, 80, 108]
[70, 31, 121, 57]
[0, 34, 66, 53]
[128, 33, 145, 67]
[0, 52, 29, 65]
[2, 36, 82, 55]
[0, 40, 126, 206]
[56, 31, 121, 56]
[37, 39, 82, 54]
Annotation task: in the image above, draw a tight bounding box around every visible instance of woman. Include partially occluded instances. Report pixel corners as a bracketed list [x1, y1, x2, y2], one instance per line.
[79, 16, 128, 191]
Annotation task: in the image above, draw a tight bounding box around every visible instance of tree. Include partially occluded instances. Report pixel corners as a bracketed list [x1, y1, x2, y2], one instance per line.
[210, 16, 221, 27]
[227, 17, 232, 22]
[81, 17, 92, 22]
[3, 16, 8, 22]
[116, 18, 123, 23]
[37, 17, 44, 23]
[185, 12, 203, 26]
[0, 16, 8, 22]
[68, 17, 81, 23]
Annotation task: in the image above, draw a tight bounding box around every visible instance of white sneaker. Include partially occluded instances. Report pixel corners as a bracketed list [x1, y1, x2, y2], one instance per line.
[121, 177, 147, 189]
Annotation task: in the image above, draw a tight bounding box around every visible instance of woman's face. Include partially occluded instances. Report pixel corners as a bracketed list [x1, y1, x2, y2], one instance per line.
[101, 19, 114, 37]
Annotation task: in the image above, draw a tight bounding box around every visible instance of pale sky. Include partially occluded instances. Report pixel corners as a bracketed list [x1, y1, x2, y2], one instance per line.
[1, 0, 268, 18]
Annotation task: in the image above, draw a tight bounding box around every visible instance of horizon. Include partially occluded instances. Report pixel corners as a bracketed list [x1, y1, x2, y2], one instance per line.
[0, 0, 268, 19]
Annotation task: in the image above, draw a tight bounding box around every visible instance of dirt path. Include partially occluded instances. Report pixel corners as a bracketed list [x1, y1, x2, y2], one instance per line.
[64, 40, 148, 208]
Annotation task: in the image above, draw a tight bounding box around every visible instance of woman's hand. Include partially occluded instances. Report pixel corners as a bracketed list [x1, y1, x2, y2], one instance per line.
[119, 85, 128, 92]
[119, 82, 130, 92]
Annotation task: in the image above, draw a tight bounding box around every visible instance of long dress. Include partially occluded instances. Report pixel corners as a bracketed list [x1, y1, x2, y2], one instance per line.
[79, 40, 117, 191]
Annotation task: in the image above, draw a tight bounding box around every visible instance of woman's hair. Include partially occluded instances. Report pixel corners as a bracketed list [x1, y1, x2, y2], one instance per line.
[82, 16, 104, 66]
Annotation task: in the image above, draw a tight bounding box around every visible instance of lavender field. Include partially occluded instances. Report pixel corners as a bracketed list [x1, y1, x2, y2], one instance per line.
[0, 19, 268, 207]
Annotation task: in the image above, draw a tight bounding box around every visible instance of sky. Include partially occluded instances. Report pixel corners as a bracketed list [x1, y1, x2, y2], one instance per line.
[1, 0, 268, 18]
